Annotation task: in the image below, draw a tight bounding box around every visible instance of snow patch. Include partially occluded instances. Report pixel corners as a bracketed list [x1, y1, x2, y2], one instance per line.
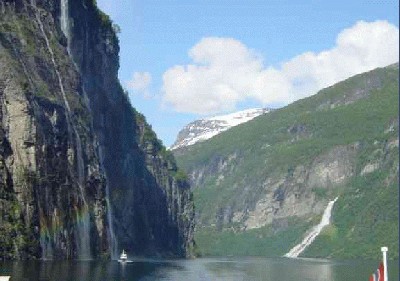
[170, 108, 271, 150]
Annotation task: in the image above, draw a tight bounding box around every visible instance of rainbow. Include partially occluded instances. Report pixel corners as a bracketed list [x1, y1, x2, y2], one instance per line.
[39, 203, 91, 259]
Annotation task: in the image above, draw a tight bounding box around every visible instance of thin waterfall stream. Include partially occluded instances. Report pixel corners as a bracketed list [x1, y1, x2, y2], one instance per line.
[284, 197, 339, 258]
[60, 0, 118, 259]
[31, 0, 91, 259]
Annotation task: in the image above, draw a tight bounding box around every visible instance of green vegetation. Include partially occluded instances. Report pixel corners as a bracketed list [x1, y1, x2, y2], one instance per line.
[173, 169, 189, 184]
[175, 65, 399, 258]
[177, 65, 398, 173]
[90, 0, 113, 28]
[91, 0, 120, 47]
[130, 104, 191, 186]
[133, 107, 165, 153]
[195, 217, 314, 256]
[303, 170, 399, 260]
[0, 166, 39, 259]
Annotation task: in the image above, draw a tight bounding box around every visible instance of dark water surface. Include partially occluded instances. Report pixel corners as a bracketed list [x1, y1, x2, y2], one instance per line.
[0, 257, 399, 281]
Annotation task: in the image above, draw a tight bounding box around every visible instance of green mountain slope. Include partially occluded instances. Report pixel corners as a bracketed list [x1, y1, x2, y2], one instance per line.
[174, 64, 399, 259]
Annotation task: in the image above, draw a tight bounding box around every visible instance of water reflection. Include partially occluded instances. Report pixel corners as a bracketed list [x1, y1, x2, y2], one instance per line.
[187, 257, 334, 281]
[0, 257, 398, 281]
[2, 259, 176, 281]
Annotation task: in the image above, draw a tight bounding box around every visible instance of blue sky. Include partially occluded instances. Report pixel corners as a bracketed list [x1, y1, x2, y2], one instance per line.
[97, 0, 399, 146]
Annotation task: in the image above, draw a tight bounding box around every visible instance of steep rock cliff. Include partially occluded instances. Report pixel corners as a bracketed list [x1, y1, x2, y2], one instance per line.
[66, 0, 194, 258]
[0, 0, 108, 259]
[0, 0, 194, 259]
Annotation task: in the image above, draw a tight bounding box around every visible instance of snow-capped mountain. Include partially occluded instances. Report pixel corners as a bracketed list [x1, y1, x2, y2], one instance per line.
[170, 108, 271, 150]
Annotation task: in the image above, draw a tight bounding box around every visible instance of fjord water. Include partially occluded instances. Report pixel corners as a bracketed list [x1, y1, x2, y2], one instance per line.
[1, 258, 398, 281]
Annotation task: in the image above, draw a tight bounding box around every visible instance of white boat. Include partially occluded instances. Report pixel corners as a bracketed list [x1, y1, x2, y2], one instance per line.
[118, 249, 128, 263]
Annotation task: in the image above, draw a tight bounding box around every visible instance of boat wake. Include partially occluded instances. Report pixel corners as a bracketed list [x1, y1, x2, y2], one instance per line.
[118, 250, 134, 263]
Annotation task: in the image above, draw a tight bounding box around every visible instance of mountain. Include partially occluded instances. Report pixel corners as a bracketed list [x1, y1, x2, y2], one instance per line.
[170, 108, 271, 150]
[174, 64, 399, 259]
[0, 0, 194, 259]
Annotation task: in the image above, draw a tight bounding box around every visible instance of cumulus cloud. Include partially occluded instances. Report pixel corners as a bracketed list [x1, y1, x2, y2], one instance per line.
[162, 20, 399, 114]
[126, 72, 152, 97]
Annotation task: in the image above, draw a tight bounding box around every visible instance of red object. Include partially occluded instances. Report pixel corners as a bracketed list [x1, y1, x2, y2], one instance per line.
[369, 262, 384, 281]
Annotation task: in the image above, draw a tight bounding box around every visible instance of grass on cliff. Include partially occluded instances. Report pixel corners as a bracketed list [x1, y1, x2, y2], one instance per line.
[0, 167, 40, 259]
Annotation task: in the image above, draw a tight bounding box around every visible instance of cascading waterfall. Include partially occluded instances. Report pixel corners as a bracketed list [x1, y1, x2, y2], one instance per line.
[39, 235, 53, 260]
[99, 148, 118, 259]
[284, 197, 339, 258]
[39, 188, 54, 260]
[60, 0, 69, 46]
[60, 0, 118, 259]
[60, 0, 90, 107]
[32, 0, 91, 259]
[74, 134, 91, 260]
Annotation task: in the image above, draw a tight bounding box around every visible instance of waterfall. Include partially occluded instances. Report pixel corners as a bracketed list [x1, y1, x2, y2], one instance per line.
[99, 147, 118, 260]
[31, 0, 91, 259]
[40, 235, 53, 260]
[284, 197, 339, 258]
[59, 0, 118, 259]
[75, 134, 91, 260]
[60, 0, 91, 105]
[60, 0, 69, 44]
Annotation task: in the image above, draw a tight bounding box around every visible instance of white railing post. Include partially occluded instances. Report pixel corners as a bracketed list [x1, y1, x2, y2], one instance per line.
[381, 246, 388, 281]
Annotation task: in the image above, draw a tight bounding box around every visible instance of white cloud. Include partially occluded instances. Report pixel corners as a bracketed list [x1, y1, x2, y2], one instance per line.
[162, 20, 399, 114]
[126, 72, 152, 97]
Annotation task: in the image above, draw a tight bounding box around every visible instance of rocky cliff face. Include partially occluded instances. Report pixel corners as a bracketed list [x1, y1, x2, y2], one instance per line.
[0, 0, 108, 259]
[0, 0, 194, 259]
